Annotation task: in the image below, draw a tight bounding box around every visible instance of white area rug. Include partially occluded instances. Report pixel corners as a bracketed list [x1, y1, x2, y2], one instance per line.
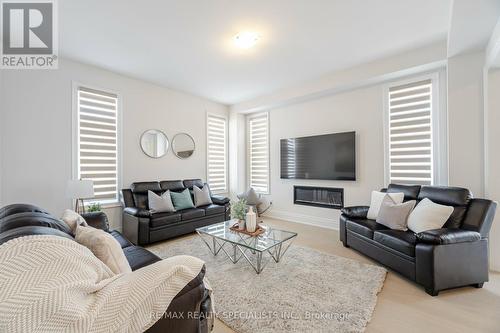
[148, 236, 386, 333]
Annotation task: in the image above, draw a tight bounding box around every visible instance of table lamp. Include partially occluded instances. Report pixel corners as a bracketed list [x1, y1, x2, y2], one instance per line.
[66, 179, 95, 214]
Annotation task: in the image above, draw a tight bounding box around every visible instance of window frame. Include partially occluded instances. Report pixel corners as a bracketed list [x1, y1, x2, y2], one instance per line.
[206, 112, 229, 195]
[246, 111, 270, 195]
[382, 72, 446, 186]
[72, 82, 122, 207]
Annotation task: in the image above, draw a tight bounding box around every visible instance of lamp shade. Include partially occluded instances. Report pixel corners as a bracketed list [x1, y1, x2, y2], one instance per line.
[66, 179, 95, 199]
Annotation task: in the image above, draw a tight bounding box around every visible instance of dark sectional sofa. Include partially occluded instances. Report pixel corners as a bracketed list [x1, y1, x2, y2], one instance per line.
[340, 184, 497, 296]
[122, 179, 230, 246]
[0, 203, 213, 332]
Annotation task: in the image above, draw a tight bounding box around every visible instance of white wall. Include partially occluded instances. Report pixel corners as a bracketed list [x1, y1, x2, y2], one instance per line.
[264, 85, 385, 229]
[0, 59, 228, 229]
[447, 51, 486, 196]
[0, 69, 4, 206]
[486, 68, 500, 271]
[231, 41, 447, 113]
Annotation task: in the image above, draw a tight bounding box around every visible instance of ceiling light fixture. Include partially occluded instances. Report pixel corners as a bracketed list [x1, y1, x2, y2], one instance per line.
[234, 32, 259, 49]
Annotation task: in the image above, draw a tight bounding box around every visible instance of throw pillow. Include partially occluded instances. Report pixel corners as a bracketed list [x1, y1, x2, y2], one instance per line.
[61, 209, 88, 234]
[170, 188, 195, 211]
[193, 185, 212, 207]
[75, 225, 132, 274]
[148, 190, 176, 213]
[376, 195, 416, 231]
[407, 198, 454, 233]
[237, 187, 261, 205]
[367, 191, 404, 220]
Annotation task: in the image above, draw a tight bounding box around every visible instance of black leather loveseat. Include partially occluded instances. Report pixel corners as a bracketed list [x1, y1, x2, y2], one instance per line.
[340, 184, 497, 296]
[0, 204, 213, 333]
[122, 179, 230, 246]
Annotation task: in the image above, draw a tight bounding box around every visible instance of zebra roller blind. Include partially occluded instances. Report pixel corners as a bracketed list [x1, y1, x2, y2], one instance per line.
[207, 114, 228, 194]
[77, 86, 119, 202]
[388, 79, 433, 185]
[248, 112, 270, 193]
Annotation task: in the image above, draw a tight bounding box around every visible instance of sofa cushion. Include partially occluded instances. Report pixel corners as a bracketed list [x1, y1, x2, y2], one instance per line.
[150, 212, 182, 228]
[180, 208, 205, 221]
[201, 204, 225, 216]
[418, 186, 472, 228]
[148, 190, 176, 213]
[0, 212, 72, 235]
[160, 180, 185, 192]
[131, 182, 162, 209]
[0, 204, 50, 220]
[75, 225, 132, 274]
[345, 218, 389, 239]
[407, 198, 454, 233]
[387, 184, 421, 201]
[373, 229, 417, 257]
[123, 245, 161, 271]
[193, 185, 213, 207]
[171, 189, 195, 211]
[130, 181, 161, 193]
[183, 179, 204, 190]
[367, 191, 404, 220]
[110, 230, 133, 248]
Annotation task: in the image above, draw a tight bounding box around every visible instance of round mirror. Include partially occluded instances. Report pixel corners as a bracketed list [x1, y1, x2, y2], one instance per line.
[140, 129, 169, 158]
[172, 133, 195, 159]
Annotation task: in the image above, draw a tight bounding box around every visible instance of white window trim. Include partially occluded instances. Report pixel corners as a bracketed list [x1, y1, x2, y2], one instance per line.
[71, 81, 123, 207]
[206, 112, 229, 195]
[246, 111, 271, 195]
[382, 72, 448, 186]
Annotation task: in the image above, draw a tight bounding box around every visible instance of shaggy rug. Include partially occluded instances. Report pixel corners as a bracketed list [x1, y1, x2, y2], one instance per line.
[147, 235, 386, 333]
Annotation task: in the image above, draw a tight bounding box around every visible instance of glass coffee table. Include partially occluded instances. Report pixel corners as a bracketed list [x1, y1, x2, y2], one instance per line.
[196, 220, 297, 274]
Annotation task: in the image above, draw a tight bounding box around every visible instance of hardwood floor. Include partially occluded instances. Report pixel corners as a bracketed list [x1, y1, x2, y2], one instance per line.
[212, 217, 500, 333]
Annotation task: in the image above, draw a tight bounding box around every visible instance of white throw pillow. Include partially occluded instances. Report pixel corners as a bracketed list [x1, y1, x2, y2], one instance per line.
[367, 191, 404, 220]
[148, 190, 176, 213]
[75, 225, 132, 274]
[407, 198, 454, 233]
[193, 185, 213, 207]
[61, 209, 88, 234]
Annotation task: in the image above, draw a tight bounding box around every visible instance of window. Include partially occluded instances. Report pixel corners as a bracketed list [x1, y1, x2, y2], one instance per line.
[247, 112, 270, 194]
[75, 86, 120, 203]
[206, 113, 228, 194]
[386, 78, 435, 185]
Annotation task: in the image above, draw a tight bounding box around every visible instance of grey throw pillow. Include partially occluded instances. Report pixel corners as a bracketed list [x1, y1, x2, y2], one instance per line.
[237, 188, 261, 205]
[376, 195, 416, 231]
[193, 185, 213, 207]
[148, 190, 176, 213]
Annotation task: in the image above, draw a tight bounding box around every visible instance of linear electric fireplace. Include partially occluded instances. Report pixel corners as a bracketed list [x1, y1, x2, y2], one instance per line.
[293, 186, 344, 209]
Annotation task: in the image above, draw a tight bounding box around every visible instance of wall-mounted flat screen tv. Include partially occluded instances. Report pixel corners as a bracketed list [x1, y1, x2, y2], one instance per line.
[280, 131, 356, 180]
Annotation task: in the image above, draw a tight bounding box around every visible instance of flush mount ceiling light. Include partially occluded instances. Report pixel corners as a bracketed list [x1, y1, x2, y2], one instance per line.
[234, 32, 259, 49]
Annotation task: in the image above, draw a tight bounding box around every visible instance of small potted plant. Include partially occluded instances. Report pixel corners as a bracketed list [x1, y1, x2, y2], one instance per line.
[86, 202, 102, 212]
[231, 199, 247, 230]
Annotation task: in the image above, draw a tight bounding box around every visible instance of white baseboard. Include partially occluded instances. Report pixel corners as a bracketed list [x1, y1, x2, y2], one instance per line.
[264, 209, 339, 230]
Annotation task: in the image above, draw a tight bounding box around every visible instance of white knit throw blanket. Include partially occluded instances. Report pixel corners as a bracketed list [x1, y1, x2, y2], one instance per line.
[0, 235, 207, 333]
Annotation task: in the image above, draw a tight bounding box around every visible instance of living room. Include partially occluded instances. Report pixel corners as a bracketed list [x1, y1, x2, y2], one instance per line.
[1, 0, 500, 332]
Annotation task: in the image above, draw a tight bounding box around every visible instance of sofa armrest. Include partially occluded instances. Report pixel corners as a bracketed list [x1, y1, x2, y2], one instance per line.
[416, 228, 481, 245]
[341, 206, 369, 219]
[123, 207, 151, 218]
[81, 211, 109, 231]
[211, 195, 230, 205]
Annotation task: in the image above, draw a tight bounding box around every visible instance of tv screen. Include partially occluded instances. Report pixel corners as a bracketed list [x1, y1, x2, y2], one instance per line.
[280, 131, 356, 180]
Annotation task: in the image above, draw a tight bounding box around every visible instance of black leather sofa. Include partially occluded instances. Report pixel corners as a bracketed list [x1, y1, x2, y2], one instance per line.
[340, 184, 497, 296]
[122, 179, 230, 246]
[0, 204, 213, 333]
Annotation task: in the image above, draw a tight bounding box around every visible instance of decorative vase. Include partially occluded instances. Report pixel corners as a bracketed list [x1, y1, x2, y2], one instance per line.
[238, 219, 246, 230]
[246, 206, 257, 232]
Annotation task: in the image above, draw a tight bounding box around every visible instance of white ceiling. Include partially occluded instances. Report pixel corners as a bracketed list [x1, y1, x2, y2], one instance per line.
[60, 0, 452, 105]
